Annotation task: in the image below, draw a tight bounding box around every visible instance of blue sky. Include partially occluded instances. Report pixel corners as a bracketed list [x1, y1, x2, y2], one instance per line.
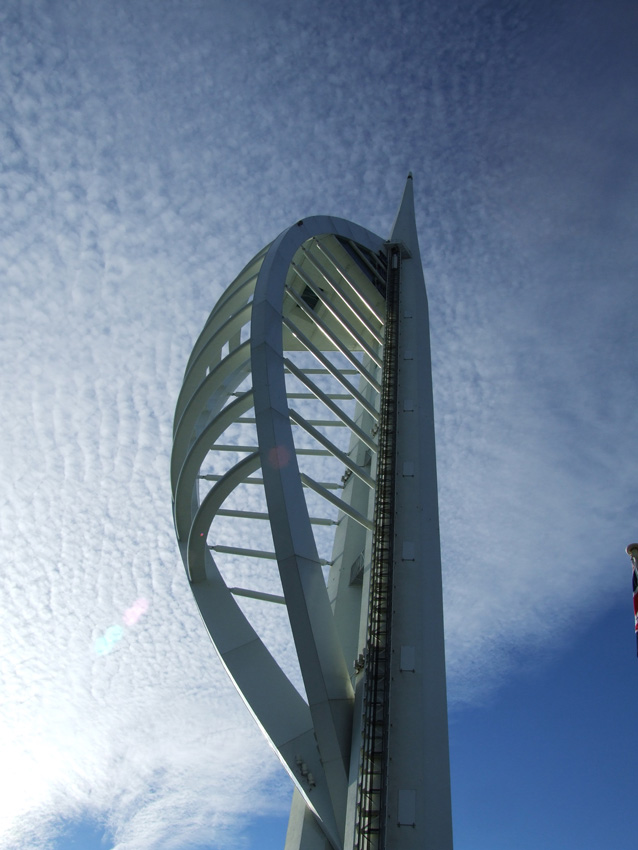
[1, 0, 636, 848]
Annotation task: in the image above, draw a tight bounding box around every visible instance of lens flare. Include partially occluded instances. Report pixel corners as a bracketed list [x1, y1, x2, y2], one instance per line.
[94, 598, 149, 655]
[94, 625, 124, 656]
[123, 597, 149, 627]
[268, 445, 290, 469]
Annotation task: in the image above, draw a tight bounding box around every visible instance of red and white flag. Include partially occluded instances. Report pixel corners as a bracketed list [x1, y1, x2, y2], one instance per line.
[629, 545, 638, 656]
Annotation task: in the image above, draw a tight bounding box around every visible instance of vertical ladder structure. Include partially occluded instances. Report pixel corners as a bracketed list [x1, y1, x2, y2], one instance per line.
[354, 244, 400, 849]
[171, 176, 453, 850]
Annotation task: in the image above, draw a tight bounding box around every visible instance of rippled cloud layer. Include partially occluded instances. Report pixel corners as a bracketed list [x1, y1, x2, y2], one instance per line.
[1, 0, 636, 847]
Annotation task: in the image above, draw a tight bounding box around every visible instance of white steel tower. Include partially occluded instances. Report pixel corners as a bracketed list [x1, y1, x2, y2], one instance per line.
[171, 176, 453, 850]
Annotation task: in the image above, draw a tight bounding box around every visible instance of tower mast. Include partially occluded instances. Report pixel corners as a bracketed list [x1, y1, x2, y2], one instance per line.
[171, 177, 453, 850]
[380, 174, 453, 848]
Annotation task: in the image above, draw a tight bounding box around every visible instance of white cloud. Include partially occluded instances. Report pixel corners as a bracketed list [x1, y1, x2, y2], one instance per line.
[1, 0, 636, 845]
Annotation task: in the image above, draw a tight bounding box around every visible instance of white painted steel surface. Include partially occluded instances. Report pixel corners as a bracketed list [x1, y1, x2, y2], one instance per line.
[171, 180, 453, 850]
[383, 177, 453, 849]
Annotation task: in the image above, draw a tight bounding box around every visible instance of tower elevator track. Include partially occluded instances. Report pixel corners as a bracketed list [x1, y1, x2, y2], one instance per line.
[354, 243, 401, 850]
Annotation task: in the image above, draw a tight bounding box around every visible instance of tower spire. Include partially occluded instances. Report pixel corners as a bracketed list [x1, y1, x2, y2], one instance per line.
[389, 172, 417, 251]
[172, 185, 453, 850]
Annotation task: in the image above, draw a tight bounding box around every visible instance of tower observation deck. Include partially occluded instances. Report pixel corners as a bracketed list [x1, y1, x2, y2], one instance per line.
[171, 176, 453, 850]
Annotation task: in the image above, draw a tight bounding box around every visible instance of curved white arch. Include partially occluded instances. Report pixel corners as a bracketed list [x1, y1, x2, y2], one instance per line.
[172, 216, 387, 849]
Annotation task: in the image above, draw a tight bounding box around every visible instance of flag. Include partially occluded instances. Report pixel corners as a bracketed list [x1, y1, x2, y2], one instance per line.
[629, 544, 638, 657]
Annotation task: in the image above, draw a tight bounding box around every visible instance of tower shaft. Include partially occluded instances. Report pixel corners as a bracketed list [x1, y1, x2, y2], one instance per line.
[287, 178, 452, 850]
[382, 178, 453, 848]
[172, 177, 452, 850]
